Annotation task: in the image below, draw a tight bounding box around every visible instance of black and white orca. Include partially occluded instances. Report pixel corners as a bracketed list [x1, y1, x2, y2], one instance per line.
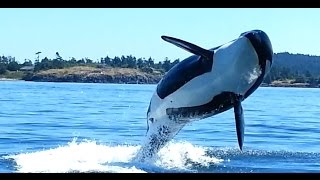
[136, 30, 273, 161]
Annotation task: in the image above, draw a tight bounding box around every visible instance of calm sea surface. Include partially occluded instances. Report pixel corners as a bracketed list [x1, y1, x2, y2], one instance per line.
[0, 81, 319, 173]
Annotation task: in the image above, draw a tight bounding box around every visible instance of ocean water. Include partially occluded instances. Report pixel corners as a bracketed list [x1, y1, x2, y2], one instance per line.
[0, 81, 319, 173]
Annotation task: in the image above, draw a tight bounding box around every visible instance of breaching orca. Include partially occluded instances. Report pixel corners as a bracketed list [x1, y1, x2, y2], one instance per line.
[136, 30, 273, 161]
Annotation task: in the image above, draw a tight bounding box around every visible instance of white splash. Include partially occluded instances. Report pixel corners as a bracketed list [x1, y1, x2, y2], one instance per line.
[5, 139, 143, 173]
[156, 141, 223, 170]
[246, 66, 261, 84]
[4, 138, 222, 173]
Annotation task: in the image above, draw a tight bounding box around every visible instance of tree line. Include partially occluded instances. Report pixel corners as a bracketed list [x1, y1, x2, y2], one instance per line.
[1, 52, 320, 85]
[263, 53, 320, 85]
[0, 52, 180, 74]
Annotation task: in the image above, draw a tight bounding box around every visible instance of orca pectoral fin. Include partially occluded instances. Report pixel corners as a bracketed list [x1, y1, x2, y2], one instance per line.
[233, 95, 245, 151]
[161, 36, 213, 60]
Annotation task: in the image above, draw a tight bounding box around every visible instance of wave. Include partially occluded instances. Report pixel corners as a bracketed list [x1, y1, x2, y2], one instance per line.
[3, 138, 222, 173]
[3, 138, 320, 173]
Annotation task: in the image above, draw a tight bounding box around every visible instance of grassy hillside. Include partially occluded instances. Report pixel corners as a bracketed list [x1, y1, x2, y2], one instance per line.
[36, 66, 161, 77]
[22, 66, 163, 84]
[0, 71, 26, 80]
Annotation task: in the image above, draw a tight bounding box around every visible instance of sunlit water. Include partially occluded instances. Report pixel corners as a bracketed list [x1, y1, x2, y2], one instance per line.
[0, 81, 319, 173]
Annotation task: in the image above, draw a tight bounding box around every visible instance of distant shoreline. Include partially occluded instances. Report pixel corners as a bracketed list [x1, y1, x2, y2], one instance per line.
[261, 83, 319, 88]
[1, 66, 319, 88]
[1, 77, 319, 88]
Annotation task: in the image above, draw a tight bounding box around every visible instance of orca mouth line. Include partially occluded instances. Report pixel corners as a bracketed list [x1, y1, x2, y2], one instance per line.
[166, 92, 239, 120]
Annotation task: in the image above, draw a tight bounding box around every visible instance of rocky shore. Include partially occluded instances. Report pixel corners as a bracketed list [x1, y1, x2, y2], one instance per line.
[262, 80, 320, 88]
[0, 78, 20, 81]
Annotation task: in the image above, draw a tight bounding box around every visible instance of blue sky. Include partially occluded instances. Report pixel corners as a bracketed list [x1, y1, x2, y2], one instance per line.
[0, 8, 320, 63]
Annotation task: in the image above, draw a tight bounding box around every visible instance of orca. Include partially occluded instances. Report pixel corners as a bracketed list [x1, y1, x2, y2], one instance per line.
[136, 30, 273, 161]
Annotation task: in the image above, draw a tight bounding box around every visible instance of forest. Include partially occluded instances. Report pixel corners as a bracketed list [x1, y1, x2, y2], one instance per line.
[1, 52, 320, 85]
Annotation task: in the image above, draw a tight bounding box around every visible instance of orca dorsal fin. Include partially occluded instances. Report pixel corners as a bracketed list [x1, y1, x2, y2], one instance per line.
[161, 36, 213, 60]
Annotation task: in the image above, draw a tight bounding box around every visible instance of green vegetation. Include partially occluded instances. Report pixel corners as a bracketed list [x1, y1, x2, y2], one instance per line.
[0, 71, 25, 79]
[1, 52, 320, 87]
[263, 53, 320, 86]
